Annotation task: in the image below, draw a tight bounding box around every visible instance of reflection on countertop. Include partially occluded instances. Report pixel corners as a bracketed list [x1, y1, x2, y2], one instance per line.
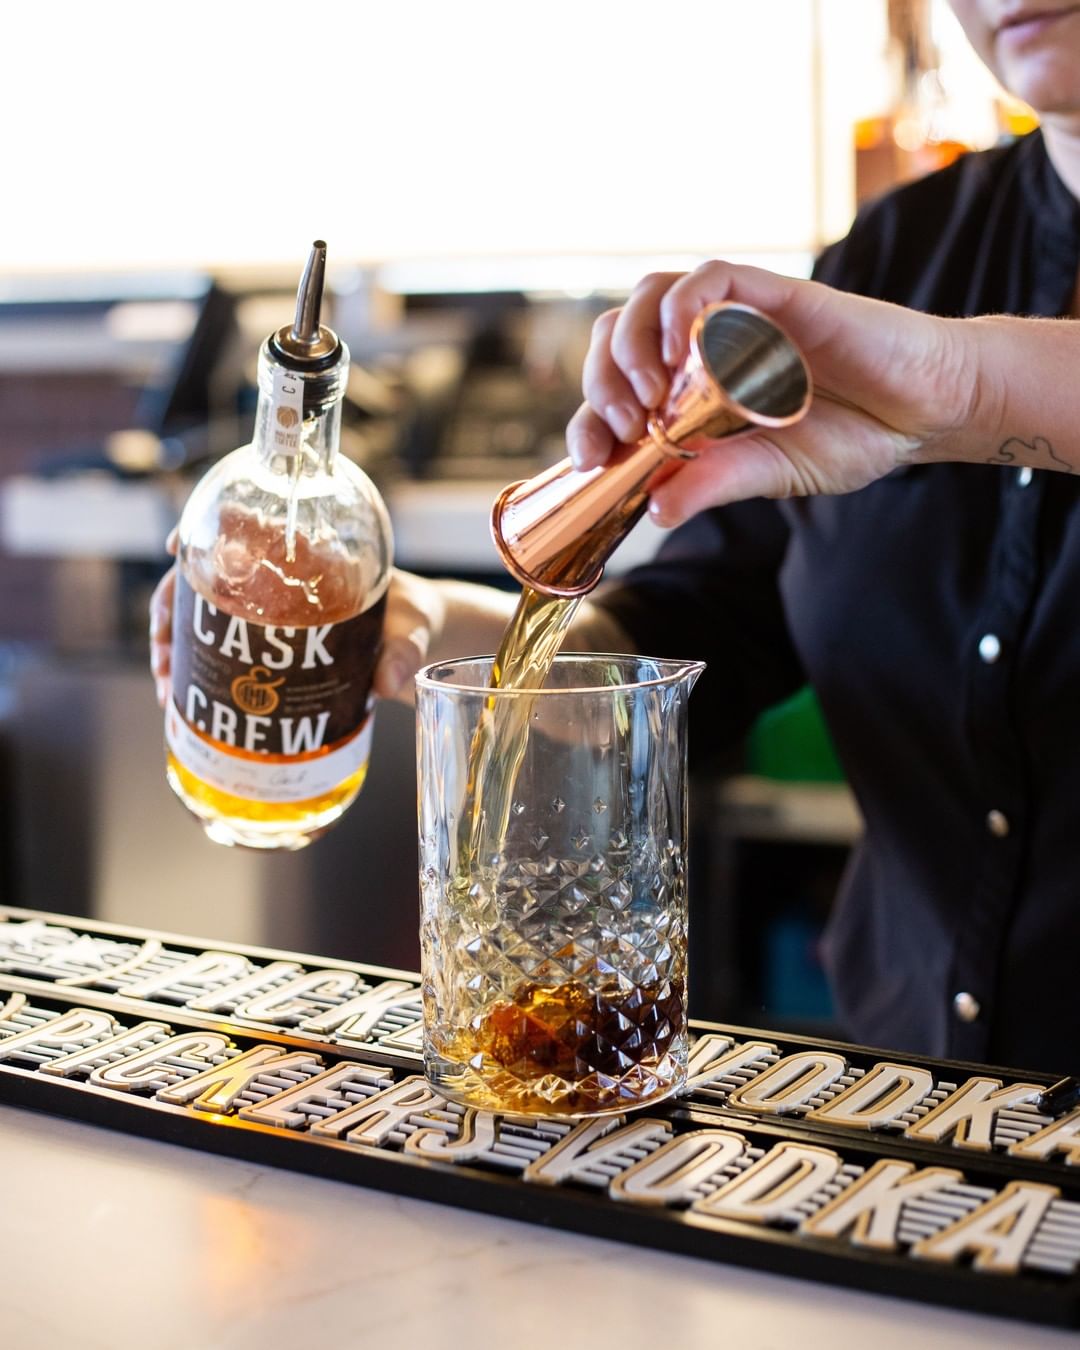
[1, 1104, 1070, 1350]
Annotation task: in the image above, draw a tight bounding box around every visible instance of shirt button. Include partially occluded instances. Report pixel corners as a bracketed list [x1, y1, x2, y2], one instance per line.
[986, 809, 1010, 838]
[953, 991, 981, 1023]
[978, 634, 1001, 664]
[1017, 466, 1034, 487]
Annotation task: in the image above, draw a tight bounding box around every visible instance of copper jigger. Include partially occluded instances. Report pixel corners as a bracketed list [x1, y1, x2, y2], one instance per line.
[491, 301, 813, 598]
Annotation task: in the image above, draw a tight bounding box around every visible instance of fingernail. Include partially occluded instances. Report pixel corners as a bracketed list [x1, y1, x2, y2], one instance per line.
[648, 498, 674, 528]
[569, 430, 603, 471]
[605, 402, 641, 445]
[629, 368, 663, 408]
[662, 331, 680, 366]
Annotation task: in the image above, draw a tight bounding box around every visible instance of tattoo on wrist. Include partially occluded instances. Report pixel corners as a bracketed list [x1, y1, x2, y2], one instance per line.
[985, 435, 1074, 473]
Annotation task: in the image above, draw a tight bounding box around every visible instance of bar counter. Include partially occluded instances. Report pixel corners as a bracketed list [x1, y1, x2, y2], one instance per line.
[2, 1101, 1074, 1350]
[5, 908, 1080, 1343]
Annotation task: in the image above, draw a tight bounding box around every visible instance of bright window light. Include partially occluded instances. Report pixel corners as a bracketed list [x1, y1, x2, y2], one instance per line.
[0, 2, 930, 274]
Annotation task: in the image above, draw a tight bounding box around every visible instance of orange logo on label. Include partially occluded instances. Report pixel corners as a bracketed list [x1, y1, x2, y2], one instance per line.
[231, 666, 286, 715]
[275, 406, 300, 429]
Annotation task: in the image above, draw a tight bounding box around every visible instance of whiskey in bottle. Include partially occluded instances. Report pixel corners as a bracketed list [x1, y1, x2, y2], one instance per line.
[165, 241, 393, 849]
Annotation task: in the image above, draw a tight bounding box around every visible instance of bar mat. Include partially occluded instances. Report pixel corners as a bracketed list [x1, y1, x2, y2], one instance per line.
[2, 906, 1078, 1328]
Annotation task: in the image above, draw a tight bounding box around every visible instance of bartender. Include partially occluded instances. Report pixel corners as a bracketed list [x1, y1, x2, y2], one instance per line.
[387, 0, 1080, 1077]
[152, 2, 1080, 1072]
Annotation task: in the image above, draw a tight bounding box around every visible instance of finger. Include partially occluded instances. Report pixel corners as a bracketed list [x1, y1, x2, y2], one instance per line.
[374, 632, 428, 701]
[149, 567, 175, 628]
[149, 568, 175, 649]
[149, 565, 176, 699]
[165, 526, 178, 557]
[610, 271, 683, 404]
[581, 309, 646, 445]
[567, 402, 616, 471]
[374, 575, 437, 701]
[647, 435, 795, 525]
[658, 261, 811, 369]
[150, 641, 171, 677]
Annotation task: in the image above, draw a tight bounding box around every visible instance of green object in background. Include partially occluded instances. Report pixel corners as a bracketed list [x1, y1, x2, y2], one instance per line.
[747, 686, 844, 783]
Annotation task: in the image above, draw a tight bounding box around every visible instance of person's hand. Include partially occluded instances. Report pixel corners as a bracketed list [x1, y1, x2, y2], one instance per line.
[149, 530, 178, 708]
[566, 262, 978, 526]
[149, 552, 444, 708]
[374, 568, 448, 701]
[149, 556, 513, 712]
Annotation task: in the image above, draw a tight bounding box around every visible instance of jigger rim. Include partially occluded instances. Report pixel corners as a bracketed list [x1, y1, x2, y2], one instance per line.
[489, 480, 606, 600]
[416, 651, 706, 697]
[690, 300, 813, 430]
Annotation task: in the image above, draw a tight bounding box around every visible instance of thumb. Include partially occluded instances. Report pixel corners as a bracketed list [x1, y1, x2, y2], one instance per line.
[648, 435, 795, 525]
[374, 632, 429, 703]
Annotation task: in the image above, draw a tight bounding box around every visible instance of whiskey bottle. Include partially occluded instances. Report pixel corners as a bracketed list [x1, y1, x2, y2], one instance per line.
[165, 241, 393, 849]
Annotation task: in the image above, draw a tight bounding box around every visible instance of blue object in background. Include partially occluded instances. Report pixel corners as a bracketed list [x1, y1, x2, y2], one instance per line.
[764, 914, 835, 1021]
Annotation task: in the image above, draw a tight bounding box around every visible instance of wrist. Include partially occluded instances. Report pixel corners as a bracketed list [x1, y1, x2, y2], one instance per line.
[944, 316, 1080, 475]
[958, 318, 1008, 456]
[912, 317, 1004, 466]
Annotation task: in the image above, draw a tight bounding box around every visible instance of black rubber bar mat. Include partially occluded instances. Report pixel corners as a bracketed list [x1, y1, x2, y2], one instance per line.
[2, 906, 1079, 1327]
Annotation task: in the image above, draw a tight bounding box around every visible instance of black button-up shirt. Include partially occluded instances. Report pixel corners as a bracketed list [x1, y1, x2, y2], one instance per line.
[598, 132, 1080, 1073]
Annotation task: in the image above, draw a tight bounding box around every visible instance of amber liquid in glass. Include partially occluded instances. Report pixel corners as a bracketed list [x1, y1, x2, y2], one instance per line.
[441, 976, 686, 1115]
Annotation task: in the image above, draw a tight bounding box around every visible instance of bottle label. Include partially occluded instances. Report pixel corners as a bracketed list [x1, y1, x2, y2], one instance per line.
[167, 574, 386, 803]
[269, 367, 306, 456]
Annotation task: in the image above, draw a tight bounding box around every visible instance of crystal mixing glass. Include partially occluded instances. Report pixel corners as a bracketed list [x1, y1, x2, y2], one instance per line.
[417, 653, 704, 1116]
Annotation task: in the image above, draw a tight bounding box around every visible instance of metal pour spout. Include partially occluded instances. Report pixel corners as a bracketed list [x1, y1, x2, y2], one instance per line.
[270, 240, 341, 367]
[490, 302, 813, 598]
[292, 241, 327, 344]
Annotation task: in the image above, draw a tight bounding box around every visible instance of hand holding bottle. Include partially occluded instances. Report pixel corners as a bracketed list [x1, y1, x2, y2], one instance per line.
[161, 243, 395, 850]
[152, 561, 626, 709]
[152, 553, 446, 712]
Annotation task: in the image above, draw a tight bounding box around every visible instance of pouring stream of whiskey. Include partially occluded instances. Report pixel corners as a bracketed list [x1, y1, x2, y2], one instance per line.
[458, 585, 581, 866]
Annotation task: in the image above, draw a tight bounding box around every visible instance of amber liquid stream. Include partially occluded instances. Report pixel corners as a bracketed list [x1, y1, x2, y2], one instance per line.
[458, 585, 581, 863]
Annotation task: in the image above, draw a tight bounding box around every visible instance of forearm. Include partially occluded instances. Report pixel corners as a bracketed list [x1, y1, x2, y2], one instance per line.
[434, 575, 631, 653]
[927, 316, 1080, 473]
[424, 576, 633, 661]
[380, 569, 637, 703]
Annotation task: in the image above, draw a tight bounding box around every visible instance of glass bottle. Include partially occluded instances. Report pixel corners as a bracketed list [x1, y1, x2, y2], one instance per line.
[165, 241, 393, 850]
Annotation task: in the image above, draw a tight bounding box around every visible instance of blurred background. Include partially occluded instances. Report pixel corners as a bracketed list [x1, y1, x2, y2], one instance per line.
[0, 0, 1034, 1033]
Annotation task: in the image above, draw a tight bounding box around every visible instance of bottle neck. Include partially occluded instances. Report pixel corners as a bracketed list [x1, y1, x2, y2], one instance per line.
[253, 391, 342, 474]
[252, 338, 349, 475]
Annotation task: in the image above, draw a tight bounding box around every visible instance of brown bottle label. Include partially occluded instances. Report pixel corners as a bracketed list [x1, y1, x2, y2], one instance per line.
[167, 574, 386, 802]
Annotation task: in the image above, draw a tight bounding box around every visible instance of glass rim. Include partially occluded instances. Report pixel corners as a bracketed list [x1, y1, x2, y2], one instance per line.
[415, 651, 706, 697]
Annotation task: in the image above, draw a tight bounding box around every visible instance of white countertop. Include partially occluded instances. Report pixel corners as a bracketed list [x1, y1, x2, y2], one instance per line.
[2, 1104, 1075, 1350]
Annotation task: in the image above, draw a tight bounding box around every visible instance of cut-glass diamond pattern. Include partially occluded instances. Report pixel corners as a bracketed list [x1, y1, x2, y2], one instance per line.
[422, 832, 688, 1114]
